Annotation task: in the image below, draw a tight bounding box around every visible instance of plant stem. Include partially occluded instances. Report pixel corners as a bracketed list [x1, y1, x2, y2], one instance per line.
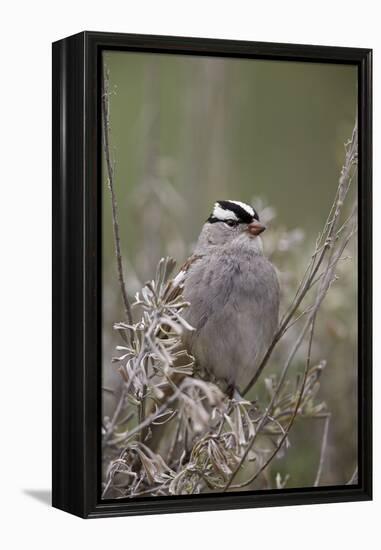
[101, 61, 133, 326]
[314, 413, 331, 486]
[242, 121, 358, 397]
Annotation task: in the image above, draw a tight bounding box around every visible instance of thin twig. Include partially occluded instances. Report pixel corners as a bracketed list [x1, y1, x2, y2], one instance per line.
[102, 388, 127, 449]
[242, 120, 358, 396]
[102, 362, 141, 447]
[101, 61, 133, 326]
[167, 415, 183, 465]
[138, 384, 147, 443]
[314, 413, 331, 486]
[346, 466, 358, 485]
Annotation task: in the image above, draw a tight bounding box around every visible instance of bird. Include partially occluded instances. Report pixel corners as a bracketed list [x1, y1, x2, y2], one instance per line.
[166, 199, 280, 396]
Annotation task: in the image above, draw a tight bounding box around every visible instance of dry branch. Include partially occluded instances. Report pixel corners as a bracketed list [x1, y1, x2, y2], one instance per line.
[101, 61, 133, 326]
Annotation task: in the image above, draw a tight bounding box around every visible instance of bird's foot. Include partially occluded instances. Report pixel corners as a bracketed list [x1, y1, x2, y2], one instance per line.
[232, 388, 247, 403]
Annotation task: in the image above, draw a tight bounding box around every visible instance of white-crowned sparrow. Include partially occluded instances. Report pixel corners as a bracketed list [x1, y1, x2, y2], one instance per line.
[166, 200, 280, 395]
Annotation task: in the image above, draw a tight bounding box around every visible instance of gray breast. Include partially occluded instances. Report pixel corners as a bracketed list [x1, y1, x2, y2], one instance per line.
[182, 250, 279, 392]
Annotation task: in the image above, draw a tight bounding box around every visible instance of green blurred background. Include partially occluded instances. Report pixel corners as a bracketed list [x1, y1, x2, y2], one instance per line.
[102, 50, 358, 489]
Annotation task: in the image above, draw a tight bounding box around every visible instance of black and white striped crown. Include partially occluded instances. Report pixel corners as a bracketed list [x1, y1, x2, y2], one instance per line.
[207, 200, 259, 224]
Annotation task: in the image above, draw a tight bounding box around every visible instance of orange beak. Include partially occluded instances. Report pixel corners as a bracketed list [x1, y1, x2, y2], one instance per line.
[247, 220, 266, 236]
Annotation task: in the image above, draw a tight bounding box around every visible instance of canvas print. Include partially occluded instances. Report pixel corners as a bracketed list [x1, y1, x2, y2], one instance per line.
[101, 51, 358, 499]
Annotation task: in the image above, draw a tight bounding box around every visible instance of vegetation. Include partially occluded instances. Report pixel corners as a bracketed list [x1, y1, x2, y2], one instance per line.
[101, 64, 358, 498]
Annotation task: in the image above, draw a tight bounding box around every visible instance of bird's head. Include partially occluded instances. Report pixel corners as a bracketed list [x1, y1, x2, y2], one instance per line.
[198, 200, 266, 251]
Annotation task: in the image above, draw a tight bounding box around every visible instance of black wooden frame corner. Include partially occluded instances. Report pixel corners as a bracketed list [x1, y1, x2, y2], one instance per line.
[52, 31, 372, 519]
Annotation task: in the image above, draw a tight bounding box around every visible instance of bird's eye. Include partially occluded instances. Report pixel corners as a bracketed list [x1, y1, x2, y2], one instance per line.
[225, 219, 238, 227]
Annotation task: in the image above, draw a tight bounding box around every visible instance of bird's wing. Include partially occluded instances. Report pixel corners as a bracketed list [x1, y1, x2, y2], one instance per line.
[164, 254, 204, 303]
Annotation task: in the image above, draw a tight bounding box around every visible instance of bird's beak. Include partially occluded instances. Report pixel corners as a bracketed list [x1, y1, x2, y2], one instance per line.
[247, 220, 266, 236]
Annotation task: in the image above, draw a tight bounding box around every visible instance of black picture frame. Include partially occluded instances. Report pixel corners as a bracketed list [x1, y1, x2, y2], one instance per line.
[52, 31, 372, 519]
